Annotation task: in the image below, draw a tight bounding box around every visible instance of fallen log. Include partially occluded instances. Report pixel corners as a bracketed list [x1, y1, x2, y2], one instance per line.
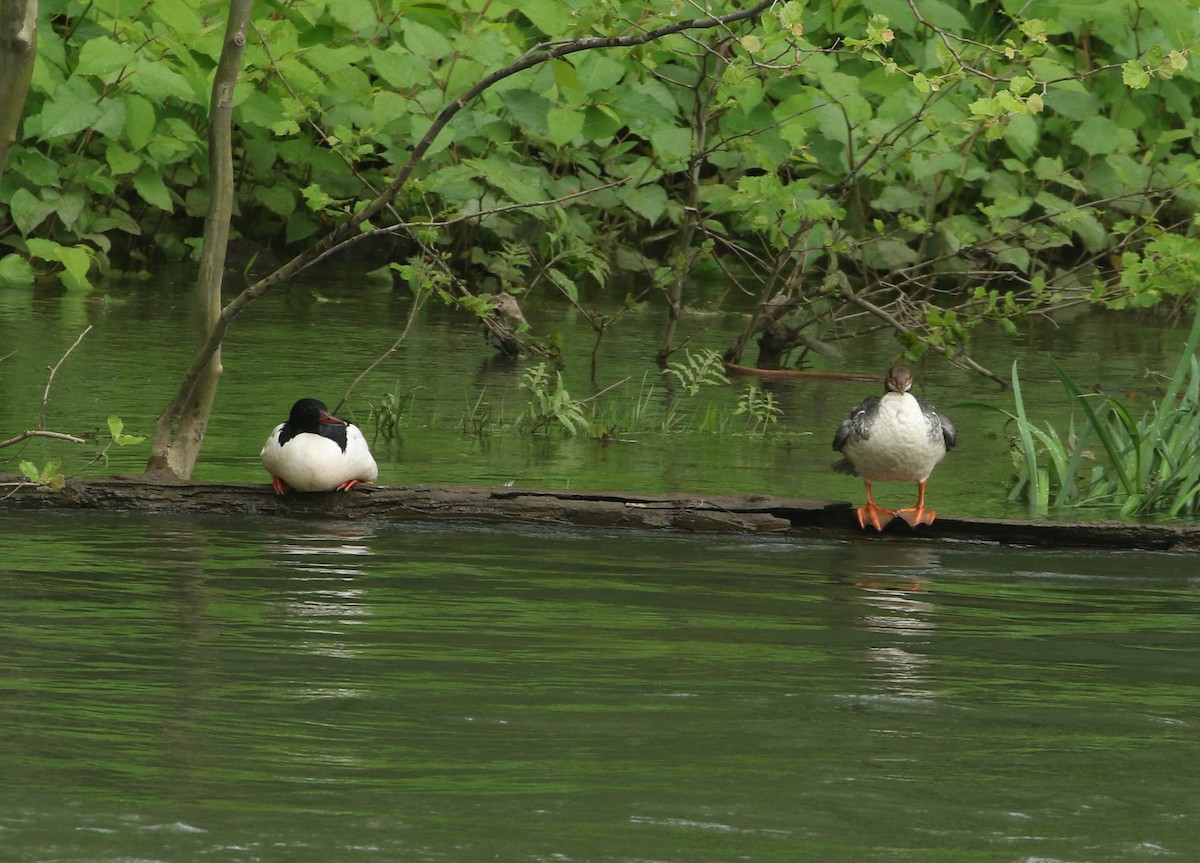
[3, 474, 1199, 551]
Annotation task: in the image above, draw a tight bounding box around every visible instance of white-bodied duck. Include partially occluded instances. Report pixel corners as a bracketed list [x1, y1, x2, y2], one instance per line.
[261, 398, 379, 494]
[832, 364, 956, 530]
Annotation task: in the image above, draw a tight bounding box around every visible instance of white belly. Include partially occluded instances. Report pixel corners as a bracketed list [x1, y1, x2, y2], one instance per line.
[842, 393, 946, 483]
[261, 425, 379, 492]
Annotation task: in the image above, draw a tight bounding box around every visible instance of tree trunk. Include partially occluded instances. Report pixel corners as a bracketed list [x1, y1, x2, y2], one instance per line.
[146, 0, 253, 479]
[0, 0, 37, 180]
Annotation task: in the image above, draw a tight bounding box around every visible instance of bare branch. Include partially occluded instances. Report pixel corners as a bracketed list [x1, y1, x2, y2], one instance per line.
[840, 286, 1009, 388]
[336, 285, 431, 416]
[39, 325, 92, 429]
[0, 429, 87, 448]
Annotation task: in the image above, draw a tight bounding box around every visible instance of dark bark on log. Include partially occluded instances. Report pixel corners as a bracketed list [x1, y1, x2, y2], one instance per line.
[4, 474, 1199, 551]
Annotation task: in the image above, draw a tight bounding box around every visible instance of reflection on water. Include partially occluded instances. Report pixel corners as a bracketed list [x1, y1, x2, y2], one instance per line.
[2, 511, 1199, 862]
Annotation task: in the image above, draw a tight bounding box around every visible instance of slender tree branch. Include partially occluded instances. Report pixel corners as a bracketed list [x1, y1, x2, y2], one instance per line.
[39, 325, 92, 429]
[336, 285, 431, 415]
[0, 429, 87, 448]
[840, 286, 1009, 388]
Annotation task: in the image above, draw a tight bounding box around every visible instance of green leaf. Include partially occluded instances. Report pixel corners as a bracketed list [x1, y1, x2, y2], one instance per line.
[619, 184, 668, 224]
[402, 19, 453, 60]
[572, 52, 624, 95]
[1122, 59, 1151, 89]
[1004, 114, 1038, 160]
[128, 62, 195, 103]
[372, 91, 410, 128]
[547, 268, 579, 303]
[133, 165, 174, 211]
[39, 89, 103, 140]
[123, 94, 156, 151]
[500, 89, 551, 136]
[147, 0, 205, 36]
[105, 142, 141, 175]
[650, 126, 691, 166]
[57, 245, 94, 292]
[368, 45, 429, 89]
[521, 0, 577, 36]
[1071, 116, 1120, 156]
[256, 184, 295, 217]
[19, 461, 40, 482]
[8, 188, 54, 235]
[108, 415, 147, 445]
[546, 107, 583, 147]
[329, 0, 378, 33]
[0, 254, 35, 286]
[74, 36, 137, 78]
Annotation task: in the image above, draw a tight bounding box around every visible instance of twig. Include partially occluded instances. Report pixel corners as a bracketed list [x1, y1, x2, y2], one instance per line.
[335, 285, 431, 416]
[0, 429, 87, 449]
[840, 287, 1009, 388]
[39, 325, 93, 429]
[578, 376, 632, 405]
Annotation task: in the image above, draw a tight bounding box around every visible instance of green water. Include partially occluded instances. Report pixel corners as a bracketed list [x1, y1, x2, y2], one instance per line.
[2, 510, 1198, 862]
[1, 273, 1193, 518]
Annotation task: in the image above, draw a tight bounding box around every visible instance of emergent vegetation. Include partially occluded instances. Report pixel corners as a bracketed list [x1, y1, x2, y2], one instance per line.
[971, 309, 1200, 518]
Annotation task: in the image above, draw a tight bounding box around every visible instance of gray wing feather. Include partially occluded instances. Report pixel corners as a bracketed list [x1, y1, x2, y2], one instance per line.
[832, 395, 879, 453]
[916, 394, 957, 450]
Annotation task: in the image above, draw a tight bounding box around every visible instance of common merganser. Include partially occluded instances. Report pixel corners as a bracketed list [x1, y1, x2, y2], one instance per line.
[261, 398, 379, 494]
[832, 364, 956, 530]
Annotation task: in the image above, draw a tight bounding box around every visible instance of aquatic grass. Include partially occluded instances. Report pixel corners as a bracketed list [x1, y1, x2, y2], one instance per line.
[966, 309, 1200, 517]
[368, 382, 424, 442]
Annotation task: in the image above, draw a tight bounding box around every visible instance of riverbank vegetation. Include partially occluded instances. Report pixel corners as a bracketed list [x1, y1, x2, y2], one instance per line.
[4, 1, 1198, 348]
[1, 0, 1198, 508]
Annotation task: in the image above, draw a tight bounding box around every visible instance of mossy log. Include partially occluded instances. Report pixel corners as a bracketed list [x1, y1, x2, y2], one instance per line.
[3, 474, 1199, 551]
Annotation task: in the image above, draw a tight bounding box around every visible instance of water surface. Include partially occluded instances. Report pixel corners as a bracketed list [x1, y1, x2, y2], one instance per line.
[3, 511, 1198, 862]
[1, 273, 1193, 519]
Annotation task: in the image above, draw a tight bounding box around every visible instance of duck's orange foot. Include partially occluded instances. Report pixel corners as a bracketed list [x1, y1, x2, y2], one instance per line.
[896, 506, 936, 527]
[334, 479, 363, 492]
[272, 476, 292, 495]
[855, 503, 896, 531]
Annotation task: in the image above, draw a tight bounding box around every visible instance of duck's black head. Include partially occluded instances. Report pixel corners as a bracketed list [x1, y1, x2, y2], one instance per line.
[279, 398, 349, 450]
[287, 398, 346, 430]
[885, 364, 913, 394]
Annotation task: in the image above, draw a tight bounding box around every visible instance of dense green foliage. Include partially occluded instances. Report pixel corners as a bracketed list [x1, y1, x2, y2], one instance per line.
[1, 0, 1198, 362]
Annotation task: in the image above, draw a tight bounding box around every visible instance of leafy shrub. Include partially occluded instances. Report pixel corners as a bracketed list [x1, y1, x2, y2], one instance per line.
[1, 0, 1197, 372]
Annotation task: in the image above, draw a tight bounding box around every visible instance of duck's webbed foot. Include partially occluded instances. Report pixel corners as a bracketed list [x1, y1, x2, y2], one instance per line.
[895, 481, 936, 527]
[855, 502, 896, 531]
[895, 506, 936, 527]
[272, 476, 292, 495]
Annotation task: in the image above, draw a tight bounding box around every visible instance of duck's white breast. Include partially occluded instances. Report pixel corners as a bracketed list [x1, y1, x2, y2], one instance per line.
[261, 424, 379, 492]
[842, 392, 946, 483]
